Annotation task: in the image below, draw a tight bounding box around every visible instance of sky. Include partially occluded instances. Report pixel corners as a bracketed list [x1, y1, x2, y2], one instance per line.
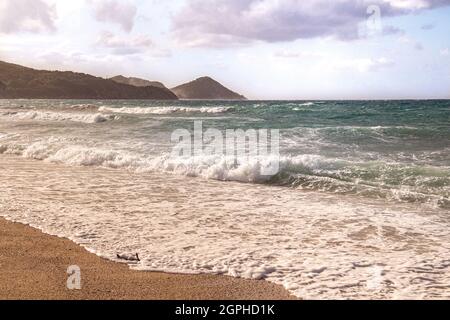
[0, 0, 449, 100]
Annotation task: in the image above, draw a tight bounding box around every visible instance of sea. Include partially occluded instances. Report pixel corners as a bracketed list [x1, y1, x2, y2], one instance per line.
[0, 99, 449, 299]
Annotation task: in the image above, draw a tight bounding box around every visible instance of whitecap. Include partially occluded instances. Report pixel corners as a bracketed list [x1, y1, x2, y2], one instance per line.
[0, 110, 118, 124]
[99, 106, 235, 115]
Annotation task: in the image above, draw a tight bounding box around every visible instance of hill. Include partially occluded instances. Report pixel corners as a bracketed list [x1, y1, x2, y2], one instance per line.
[110, 75, 167, 89]
[0, 61, 178, 100]
[171, 77, 246, 100]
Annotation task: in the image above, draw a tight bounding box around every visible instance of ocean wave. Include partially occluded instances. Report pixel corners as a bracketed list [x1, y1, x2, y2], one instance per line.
[292, 102, 315, 110]
[298, 102, 315, 106]
[0, 136, 447, 209]
[283, 125, 442, 149]
[0, 110, 119, 124]
[17, 140, 279, 181]
[66, 104, 100, 111]
[98, 106, 235, 115]
[1, 138, 335, 178]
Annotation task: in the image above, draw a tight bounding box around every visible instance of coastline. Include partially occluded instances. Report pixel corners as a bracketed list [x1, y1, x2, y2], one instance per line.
[0, 217, 295, 300]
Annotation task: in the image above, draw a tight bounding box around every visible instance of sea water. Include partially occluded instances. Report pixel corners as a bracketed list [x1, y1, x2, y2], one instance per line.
[0, 99, 449, 299]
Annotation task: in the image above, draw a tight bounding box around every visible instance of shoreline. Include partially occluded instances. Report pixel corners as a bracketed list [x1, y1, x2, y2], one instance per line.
[0, 217, 295, 300]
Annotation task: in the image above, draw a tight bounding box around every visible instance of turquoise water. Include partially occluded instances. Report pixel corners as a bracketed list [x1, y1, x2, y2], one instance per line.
[0, 99, 449, 208]
[1, 99, 450, 299]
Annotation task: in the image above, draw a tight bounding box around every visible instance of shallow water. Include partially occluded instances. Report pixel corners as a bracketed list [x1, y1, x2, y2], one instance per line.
[1, 156, 449, 299]
[0, 99, 449, 299]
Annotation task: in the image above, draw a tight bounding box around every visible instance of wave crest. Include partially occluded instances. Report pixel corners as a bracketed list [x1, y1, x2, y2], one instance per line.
[0, 110, 119, 124]
[67, 104, 100, 111]
[99, 106, 234, 115]
[1, 138, 447, 209]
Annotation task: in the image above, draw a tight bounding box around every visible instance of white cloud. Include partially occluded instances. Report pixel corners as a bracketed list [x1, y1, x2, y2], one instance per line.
[440, 48, 449, 56]
[0, 0, 57, 34]
[96, 31, 153, 55]
[172, 0, 450, 47]
[332, 57, 395, 72]
[387, 0, 431, 9]
[178, 33, 251, 48]
[398, 35, 425, 50]
[37, 51, 87, 67]
[421, 23, 435, 30]
[90, 0, 137, 32]
[274, 50, 325, 59]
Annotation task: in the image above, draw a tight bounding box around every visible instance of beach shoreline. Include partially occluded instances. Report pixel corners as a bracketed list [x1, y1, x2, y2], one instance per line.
[0, 217, 295, 300]
[0, 149, 449, 299]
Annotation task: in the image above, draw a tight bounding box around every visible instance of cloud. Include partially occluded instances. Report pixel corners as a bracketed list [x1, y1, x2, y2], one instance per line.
[414, 42, 424, 50]
[172, 0, 450, 47]
[334, 57, 395, 72]
[274, 50, 325, 59]
[421, 23, 435, 30]
[387, 0, 433, 9]
[0, 0, 57, 34]
[37, 51, 87, 67]
[90, 0, 137, 32]
[272, 50, 395, 73]
[178, 33, 252, 48]
[441, 48, 449, 56]
[398, 35, 425, 50]
[382, 25, 405, 36]
[96, 31, 153, 55]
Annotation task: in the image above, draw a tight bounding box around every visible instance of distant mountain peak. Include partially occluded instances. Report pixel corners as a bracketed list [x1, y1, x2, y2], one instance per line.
[171, 76, 246, 100]
[196, 76, 214, 81]
[0, 60, 246, 100]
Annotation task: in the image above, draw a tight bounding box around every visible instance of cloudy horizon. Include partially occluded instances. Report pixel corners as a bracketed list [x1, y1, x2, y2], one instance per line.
[0, 0, 449, 99]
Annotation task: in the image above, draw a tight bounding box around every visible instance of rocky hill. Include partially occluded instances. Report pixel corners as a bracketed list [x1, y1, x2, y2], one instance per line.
[0, 61, 178, 100]
[110, 75, 167, 89]
[171, 77, 246, 100]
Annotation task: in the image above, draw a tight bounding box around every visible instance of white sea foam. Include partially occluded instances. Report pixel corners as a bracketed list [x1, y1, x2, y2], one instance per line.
[67, 104, 99, 111]
[1, 156, 449, 299]
[9, 139, 445, 205]
[1, 100, 448, 299]
[99, 106, 235, 115]
[0, 110, 118, 124]
[48, 146, 141, 168]
[17, 140, 341, 183]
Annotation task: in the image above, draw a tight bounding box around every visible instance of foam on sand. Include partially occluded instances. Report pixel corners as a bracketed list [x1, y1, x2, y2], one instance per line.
[1, 155, 449, 299]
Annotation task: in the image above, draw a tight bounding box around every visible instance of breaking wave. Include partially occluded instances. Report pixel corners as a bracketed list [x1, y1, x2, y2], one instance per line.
[0, 110, 119, 124]
[1, 138, 448, 209]
[98, 106, 235, 115]
[66, 104, 100, 111]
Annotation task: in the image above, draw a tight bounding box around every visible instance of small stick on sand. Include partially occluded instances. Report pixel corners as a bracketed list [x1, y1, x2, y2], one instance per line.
[116, 253, 140, 262]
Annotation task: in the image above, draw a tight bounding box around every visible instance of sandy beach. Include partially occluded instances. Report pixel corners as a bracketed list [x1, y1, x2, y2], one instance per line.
[0, 218, 294, 300]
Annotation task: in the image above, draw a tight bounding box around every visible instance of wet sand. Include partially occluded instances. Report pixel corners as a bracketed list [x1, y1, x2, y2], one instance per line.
[0, 218, 295, 300]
